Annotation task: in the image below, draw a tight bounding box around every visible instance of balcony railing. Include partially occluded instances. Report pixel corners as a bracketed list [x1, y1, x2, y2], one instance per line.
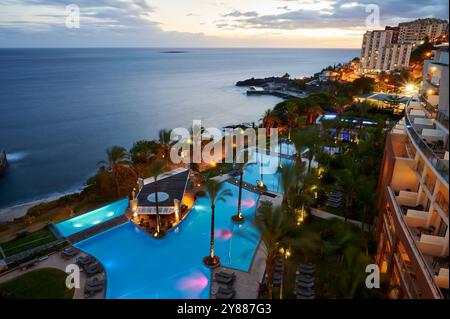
[420, 94, 437, 117]
[388, 187, 444, 299]
[435, 191, 449, 216]
[404, 105, 449, 184]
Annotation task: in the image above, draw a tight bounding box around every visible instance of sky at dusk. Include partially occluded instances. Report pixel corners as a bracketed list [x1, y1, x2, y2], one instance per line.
[0, 0, 448, 48]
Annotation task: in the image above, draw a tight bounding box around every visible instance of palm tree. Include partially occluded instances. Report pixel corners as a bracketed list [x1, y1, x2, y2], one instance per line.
[231, 152, 249, 223]
[356, 177, 376, 231]
[336, 168, 360, 222]
[291, 164, 318, 220]
[148, 159, 165, 238]
[98, 146, 131, 197]
[283, 109, 298, 141]
[158, 129, 172, 167]
[254, 205, 294, 299]
[260, 109, 277, 136]
[293, 126, 322, 173]
[196, 180, 232, 267]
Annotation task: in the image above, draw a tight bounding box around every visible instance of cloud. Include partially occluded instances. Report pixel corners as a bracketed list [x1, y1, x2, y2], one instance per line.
[222, 10, 259, 18]
[217, 0, 449, 30]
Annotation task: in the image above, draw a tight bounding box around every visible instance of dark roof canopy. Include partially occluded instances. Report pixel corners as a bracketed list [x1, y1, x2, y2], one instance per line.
[137, 170, 189, 207]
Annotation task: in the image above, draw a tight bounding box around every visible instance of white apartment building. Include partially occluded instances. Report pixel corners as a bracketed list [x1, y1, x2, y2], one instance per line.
[399, 19, 449, 43]
[360, 30, 413, 73]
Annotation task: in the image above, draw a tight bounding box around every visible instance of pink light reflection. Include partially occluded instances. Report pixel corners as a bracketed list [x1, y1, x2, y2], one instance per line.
[241, 198, 256, 208]
[216, 228, 233, 240]
[176, 272, 209, 298]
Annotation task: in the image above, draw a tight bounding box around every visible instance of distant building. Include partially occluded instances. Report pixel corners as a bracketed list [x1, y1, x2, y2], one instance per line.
[399, 19, 448, 43]
[359, 18, 449, 74]
[360, 29, 414, 73]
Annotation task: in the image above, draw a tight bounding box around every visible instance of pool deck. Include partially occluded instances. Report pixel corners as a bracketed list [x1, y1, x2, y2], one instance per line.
[0, 251, 105, 299]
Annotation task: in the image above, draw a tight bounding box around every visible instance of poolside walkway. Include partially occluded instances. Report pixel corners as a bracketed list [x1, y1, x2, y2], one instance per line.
[0, 251, 105, 299]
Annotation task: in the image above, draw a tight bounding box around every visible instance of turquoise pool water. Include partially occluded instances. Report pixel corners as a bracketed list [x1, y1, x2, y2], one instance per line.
[75, 182, 260, 299]
[55, 198, 128, 237]
[243, 151, 295, 193]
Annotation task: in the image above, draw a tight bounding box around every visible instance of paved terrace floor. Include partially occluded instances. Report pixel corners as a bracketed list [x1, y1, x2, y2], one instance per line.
[0, 251, 105, 299]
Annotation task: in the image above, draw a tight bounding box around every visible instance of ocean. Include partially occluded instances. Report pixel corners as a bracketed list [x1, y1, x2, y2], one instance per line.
[0, 48, 358, 209]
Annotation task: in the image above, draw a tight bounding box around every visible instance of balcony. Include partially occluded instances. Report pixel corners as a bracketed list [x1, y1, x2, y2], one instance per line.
[404, 99, 449, 184]
[435, 191, 449, 216]
[387, 186, 444, 298]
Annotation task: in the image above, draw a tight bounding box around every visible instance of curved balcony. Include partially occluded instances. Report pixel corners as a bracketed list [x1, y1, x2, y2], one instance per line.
[404, 102, 449, 184]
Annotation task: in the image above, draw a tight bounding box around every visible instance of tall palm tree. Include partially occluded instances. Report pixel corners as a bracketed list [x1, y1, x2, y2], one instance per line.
[196, 180, 232, 267]
[293, 126, 322, 173]
[148, 159, 165, 238]
[260, 109, 277, 136]
[231, 152, 249, 223]
[290, 164, 318, 221]
[98, 146, 131, 197]
[283, 109, 298, 141]
[158, 129, 172, 167]
[336, 168, 360, 222]
[254, 205, 294, 299]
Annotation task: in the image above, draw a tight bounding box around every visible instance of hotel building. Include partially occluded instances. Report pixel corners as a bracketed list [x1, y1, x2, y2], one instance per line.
[360, 29, 413, 73]
[360, 19, 449, 74]
[376, 45, 449, 298]
[399, 19, 449, 43]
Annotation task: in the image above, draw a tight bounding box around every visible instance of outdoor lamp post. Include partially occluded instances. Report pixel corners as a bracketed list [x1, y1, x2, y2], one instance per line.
[279, 246, 291, 299]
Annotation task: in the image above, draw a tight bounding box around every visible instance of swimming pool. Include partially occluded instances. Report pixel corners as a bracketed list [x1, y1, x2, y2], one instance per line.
[55, 198, 128, 237]
[243, 151, 295, 193]
[75, 182, 260, 299]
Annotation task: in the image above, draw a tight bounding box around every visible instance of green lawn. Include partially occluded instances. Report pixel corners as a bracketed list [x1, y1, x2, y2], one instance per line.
[0, 227, 56, 257]
[0, 268, 74, 299]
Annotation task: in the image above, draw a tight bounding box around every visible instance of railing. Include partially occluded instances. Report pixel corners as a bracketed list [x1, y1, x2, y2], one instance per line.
[424, 174, 436, 194]
[404, 105, 449, 184]
[387, 187, 443, 299]
[394, 253, 420, 299]
[435, 191, 449, 216]
[420, 94, 437, 117]
[436, 111, 449, 130]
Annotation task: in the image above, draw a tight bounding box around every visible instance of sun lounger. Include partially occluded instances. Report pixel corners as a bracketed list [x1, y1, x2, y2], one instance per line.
[294, 287, 315, 298]
[217, 286, 235, 295]
[85, 283, 104, 297]
[20, 258, 38, 271]
[61, 246, 80, 259]
[216, 287, 235, 299]
[76, 255, 95, 266]
[299, 263, 315, 270]
[84, 263, 103, 276]
[296, 276, 314, 284]
[296, 281, 314, 289]
[86, 277, 105, 288]
[215, 274, 235, 285]
[216, 271, 235, 279]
